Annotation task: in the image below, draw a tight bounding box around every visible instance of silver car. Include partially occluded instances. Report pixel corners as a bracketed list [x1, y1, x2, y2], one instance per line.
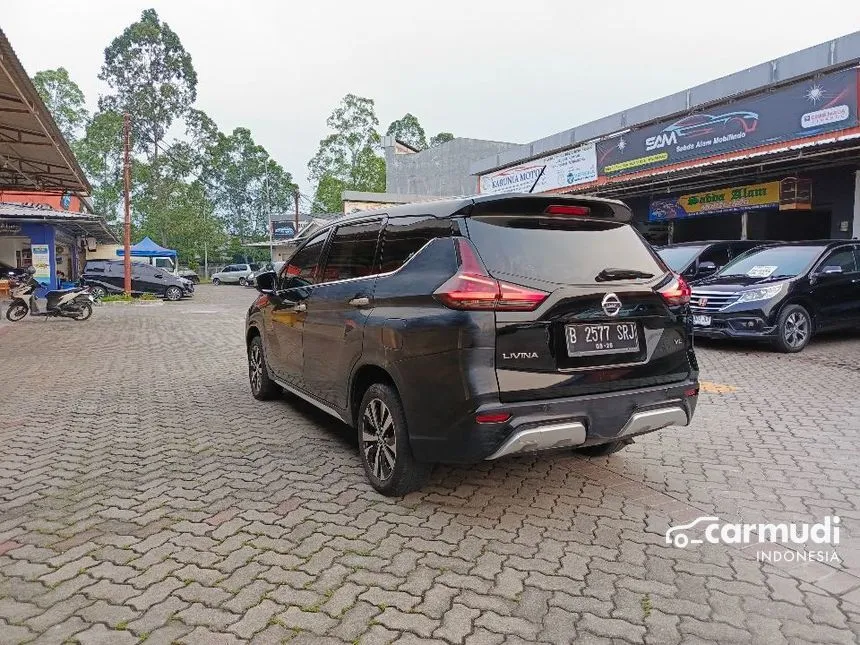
[245, 261, 285, 287]
[211, 263, 260, 286]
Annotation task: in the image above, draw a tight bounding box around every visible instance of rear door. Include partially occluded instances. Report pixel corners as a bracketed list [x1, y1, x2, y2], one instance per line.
[464, 203, 692, 403]
[302, 218, 384, 409]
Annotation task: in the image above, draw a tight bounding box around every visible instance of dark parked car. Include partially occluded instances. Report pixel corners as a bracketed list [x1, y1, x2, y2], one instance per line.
[245, 194, 699, 495]
[81, 260, 194, 301]
[690, 240, 860, 352]
[0, 260, 29, 282]
[657, 240, 769, 282]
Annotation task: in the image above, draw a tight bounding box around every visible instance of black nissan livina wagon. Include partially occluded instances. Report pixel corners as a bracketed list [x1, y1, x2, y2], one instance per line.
[245, 194, 699, 495]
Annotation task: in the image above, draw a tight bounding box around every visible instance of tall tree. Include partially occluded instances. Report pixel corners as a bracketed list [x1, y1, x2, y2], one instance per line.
[98, 8, 197, 160]
[386, 113, 427, 150]
[429, 132, 455, 147]
[73, 109, 124, 219]
[207, 127, 296, 239]
[31, 68, 89, 142]
[308, 94, 385, 213]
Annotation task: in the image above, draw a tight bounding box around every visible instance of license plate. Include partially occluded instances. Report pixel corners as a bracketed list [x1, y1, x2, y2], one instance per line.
[693, 315, 711, 327]
[565, 322, 639, 357]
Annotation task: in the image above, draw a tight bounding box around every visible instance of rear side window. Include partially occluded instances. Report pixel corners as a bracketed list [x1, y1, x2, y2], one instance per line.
[320, 221, 382, 283]
[282, 231, 328, 287]
[466, 216, 665, 286]
[378, 217, 452, 273]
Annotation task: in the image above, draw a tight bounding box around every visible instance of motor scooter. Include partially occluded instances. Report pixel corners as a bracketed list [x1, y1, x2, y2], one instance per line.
[5, 267, 95, 322]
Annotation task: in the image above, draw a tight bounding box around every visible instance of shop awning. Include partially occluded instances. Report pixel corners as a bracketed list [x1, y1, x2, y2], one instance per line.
[0, 202, 118, 242]
[0, 28, 91, 193]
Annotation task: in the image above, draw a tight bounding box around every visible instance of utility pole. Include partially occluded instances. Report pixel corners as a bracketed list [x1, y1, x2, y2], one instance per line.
[293, 189, 300, 237]
[122, 113, 132, 296]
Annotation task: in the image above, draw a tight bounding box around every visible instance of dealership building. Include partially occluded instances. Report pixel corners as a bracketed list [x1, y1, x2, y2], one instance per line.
[361, 33, 860, 246]
[470, 32, 860, 244]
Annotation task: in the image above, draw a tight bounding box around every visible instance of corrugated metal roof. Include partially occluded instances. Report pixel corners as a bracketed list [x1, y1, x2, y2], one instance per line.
[0, 28, 91, 193]
[0, 202, 117, 242]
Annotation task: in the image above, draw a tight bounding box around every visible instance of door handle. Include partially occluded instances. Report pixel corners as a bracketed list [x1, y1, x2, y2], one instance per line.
[349, 296, 370, 307]
[293, 303, 307, 312]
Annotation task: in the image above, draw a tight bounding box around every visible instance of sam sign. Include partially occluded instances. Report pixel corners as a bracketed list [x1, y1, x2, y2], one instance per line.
[649, 181, 780, 221]
[271, 221, 297, 240]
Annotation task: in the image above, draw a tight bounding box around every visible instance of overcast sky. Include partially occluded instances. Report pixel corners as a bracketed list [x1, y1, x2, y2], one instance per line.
[5, 1, 860, 198]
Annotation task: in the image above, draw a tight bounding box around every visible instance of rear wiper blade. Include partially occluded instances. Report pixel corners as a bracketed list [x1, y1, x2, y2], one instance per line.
[595, 267, 655, 282]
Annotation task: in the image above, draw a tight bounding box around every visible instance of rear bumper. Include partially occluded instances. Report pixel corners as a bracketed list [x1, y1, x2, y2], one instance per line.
[409, 380, 698, 464]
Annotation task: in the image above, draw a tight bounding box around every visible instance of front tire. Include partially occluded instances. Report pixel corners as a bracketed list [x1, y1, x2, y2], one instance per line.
[357, 383, 431, 496]
[165, 286, 183, 301]
[5, 301, 28, 322]
[239, 277, 248, 286]
[71, 302, 92, 321]
[248, 335, 280, 400]
[774, 304, 812, 353]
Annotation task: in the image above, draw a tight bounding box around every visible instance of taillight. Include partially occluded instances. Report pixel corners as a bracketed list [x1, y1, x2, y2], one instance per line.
[434, 238, 548, 312]
[475, 412, 512, 424]
[658, 274, 691, 306]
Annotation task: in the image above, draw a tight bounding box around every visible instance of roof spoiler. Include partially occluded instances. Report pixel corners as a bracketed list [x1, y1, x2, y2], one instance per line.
[457, 194, 632, 222]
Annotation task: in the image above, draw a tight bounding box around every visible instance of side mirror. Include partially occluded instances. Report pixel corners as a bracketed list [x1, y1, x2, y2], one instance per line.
[256, 271, 276, 292]
[820, 265, 843, 275]
[697, 261, 718, 276]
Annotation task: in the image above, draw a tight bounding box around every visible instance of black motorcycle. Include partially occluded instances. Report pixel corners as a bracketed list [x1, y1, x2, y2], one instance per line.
[6, 267, 95, 322]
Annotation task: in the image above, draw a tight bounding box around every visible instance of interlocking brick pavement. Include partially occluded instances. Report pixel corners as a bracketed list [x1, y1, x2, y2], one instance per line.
[0, 285, 859, 644]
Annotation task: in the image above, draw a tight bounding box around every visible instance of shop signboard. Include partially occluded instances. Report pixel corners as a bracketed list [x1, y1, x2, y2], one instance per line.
[479, 143, 597, 195]
[271, 220, 297, 240]
[0, 222, 22, 236]
[649, 181, 781, 222]
[598, 67, 859, 178]
[31, 244, 51, 284]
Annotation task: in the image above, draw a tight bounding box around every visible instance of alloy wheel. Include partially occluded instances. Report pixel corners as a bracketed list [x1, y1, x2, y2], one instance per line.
[783, 311, 809, 348]
[249, 343, 263, 394]
[361, 398, 397, 482]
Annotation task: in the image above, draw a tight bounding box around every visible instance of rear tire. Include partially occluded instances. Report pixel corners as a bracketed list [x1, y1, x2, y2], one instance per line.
[248, 335, 280, 400]
[357, 383, 432, 496]
[71, 302, 92, 321]
[577, 441, 628, 457]
[90, 286, 107, 300]
[212, 278, 221, 285]
[774, 304, 812, 353]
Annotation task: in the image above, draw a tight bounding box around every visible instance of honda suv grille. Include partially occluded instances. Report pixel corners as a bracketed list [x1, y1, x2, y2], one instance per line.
[689, 290, 739, 312]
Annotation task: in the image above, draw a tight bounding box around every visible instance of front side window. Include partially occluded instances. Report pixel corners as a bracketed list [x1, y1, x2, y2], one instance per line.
[819, 248, 857, 273]
[319, 221, 383, 283]
[281, 231, 329, 288]
[718, 246, 824, 278]
[154, 257, 174, 270]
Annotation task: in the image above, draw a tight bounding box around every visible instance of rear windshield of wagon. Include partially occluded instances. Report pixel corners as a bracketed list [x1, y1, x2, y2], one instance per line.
[465, 216, 667, 286]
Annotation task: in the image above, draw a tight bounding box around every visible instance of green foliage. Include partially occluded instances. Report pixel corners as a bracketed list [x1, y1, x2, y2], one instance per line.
[98, 8, 197, 159]
[308, 94, 386, 213]
[430, 132, 455, 147]
[73, 109, 124, 220]
[386, 113, 427, 150]
[31, 68, 88, 142]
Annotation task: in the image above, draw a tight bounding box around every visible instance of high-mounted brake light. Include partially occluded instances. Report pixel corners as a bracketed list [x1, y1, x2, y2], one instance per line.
[434, 238, 548, 312]
[544, 204, 591, 216]
[658, 274, 691, 306]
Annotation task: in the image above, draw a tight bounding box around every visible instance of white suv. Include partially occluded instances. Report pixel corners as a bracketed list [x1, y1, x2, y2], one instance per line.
[212, 263, 260, 285]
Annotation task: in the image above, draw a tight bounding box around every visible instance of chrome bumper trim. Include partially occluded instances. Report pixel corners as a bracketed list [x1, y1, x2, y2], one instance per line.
[619, 407, 688, 437]
[486, 421, 587, 460]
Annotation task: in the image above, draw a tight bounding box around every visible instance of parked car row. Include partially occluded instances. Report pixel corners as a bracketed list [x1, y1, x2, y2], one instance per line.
[658, 239, 860, 353]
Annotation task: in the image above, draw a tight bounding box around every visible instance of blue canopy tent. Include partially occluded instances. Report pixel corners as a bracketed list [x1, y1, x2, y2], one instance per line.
[116, 236, 177, 259]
